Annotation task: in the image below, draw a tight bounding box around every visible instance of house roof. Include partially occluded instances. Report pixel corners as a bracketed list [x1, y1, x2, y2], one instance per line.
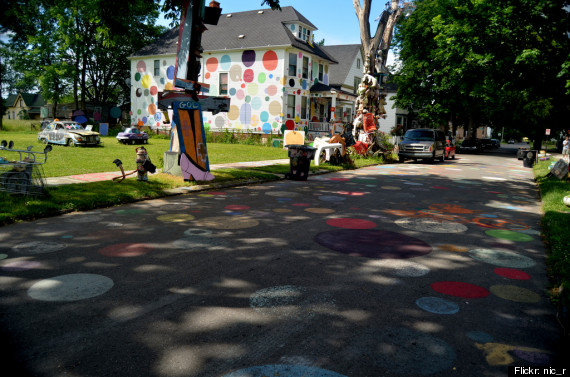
[322, 44, 363, 86]
[131, 6, 337, 64]
[5, 93, 46, 113]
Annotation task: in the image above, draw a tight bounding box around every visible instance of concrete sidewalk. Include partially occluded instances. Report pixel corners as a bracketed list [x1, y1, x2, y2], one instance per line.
[44, 159, 291, 186]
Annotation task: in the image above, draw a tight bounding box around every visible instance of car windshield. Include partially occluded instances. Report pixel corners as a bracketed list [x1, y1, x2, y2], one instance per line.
[65, 123, 83, 130]
[404, 130, 434, 141]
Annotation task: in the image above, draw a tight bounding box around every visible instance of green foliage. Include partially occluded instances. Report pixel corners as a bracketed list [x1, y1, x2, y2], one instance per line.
[393, 0, 570, 138]
[533, 160, 570, 312]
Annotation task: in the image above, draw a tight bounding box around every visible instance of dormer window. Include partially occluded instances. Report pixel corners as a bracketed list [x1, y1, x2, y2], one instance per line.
[298, 26, 311, 42]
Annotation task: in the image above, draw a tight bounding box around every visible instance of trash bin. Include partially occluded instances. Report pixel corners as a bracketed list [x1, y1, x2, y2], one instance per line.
[286, 144, 316, 181]
[517, 147, 529, 160]
[523, 150, 537, 168]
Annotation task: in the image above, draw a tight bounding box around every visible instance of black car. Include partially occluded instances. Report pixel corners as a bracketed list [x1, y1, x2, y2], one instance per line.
[459, 138, 483, 153]
[480, 138, 496, 149]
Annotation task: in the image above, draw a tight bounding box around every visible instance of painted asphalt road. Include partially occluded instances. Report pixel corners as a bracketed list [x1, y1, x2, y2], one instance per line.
[1, 151, 566, 377]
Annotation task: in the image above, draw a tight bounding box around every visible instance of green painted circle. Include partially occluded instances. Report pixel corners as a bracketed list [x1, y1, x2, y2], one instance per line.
[485, 229, 534, 242]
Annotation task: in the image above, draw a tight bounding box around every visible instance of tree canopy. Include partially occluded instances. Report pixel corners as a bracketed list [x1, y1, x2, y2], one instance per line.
[393, 0, 570, 147]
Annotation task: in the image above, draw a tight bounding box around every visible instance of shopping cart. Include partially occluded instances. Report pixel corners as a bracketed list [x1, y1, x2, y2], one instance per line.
[0, 140, 52, 197]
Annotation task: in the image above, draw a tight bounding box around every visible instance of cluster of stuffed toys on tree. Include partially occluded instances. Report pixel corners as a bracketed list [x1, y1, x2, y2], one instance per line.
[352, 55, 387, 137]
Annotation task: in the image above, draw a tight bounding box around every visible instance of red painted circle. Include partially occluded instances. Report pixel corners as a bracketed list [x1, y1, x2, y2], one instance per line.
[285, 119, 296, 130]
[243, 69, 254, 83]
[262, 50, 278, 71]
[225, 205, 250, 210]
[431, 281, 489, 298]
[494, 268, 531, 280]
[99, 243, 154, 257]
[292, 203, 311, 207]
[326, 218, 377, 229]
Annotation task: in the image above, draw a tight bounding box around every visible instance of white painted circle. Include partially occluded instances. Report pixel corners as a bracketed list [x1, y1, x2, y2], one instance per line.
[27, 273, 114, 302]
[12, 241, 67, 255]
[395, 217, 468, 233]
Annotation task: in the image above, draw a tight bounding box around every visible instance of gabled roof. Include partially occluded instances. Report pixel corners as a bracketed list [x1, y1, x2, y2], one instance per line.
[131, 6, 337, 64]
[5, 92, 45, 110]
[322, 44, 363, 86]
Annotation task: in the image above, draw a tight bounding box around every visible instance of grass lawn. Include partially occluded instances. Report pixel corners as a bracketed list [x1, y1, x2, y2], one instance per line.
[533, 159, 570, 313]
[0, 131, 289, 177]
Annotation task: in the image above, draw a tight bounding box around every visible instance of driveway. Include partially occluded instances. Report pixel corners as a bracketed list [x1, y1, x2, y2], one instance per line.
[0, 151, 565, 377]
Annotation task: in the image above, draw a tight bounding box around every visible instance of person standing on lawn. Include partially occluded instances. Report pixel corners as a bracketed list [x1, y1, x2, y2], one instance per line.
[563, 135, 569, 162]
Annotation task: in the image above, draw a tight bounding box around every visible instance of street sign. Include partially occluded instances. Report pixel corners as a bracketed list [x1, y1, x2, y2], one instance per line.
[546, 129, 551, 135]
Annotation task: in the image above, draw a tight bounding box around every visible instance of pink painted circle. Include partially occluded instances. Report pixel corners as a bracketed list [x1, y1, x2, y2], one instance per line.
[431, 281, 489, 298]
[98, 243, 154, 257]
[493, 267, 531, 280]
[326, 218, 377, 229]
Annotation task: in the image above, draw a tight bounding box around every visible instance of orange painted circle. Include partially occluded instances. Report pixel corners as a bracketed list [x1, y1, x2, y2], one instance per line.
[148, 103, 157, 115]
[206, 57, 218, 72]
[263, 50, 278, 71]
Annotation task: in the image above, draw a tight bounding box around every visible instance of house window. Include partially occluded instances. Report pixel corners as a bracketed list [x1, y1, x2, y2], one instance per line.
[154, 60, 160, 76]
[298, 26, 310, 42]
[287, 94, 295, 119]
[302, 57, 309, 79]
[354, 77, 361, 94]
[219, 73, 228, 95]
[301, 96, 307, 119]
[357, 58, 361, 69]
[318, 64, 324, 82]
[288, 53, 297, 77]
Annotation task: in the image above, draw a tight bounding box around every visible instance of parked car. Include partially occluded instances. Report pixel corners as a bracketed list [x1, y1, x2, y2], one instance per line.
[445, 139, 456, 159]
[116, 127, 149, 144]
[459, 138, 483, 153]
[480, 138, 495, 149]
[508, 139, 515, 144]
[398, 128, 446, 163]
[490, 139, 500, 148]
[37, 120, 101, 147]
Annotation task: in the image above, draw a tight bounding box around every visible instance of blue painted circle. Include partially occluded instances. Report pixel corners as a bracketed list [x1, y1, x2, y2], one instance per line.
[220, 55, 232, 70]
[466, 330, 494, 343]
[416, 296, 459, 314]
[229, 88, 237, 96]
[166, 65, 175, 80]
[223, 364, 347, 377]
[262, 123, 272, 134]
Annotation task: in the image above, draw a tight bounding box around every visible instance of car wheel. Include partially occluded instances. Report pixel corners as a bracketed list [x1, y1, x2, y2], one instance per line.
[143, 139, 148, 144]
[130, 140, 136, 145]
[440, 152, 445, 162]
[67, 138, 75, 147]
[41, 138, 48, 144]
[398, 156, 405, 163]
[452, 152, 456, 159]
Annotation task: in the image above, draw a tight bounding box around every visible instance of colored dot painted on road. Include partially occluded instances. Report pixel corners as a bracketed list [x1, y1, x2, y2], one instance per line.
[225, 205, 250, 211]
[115, 209, 147, 215]
[195, 216, 259, 229]
[222, 364, 347, 377]
[494, 267, 531, 280]
[348, 327, 456, 375]
[475, 343, 548, 366]
[265, 191, 299, 197]
[376, 259, 430, 277]
[416, 296, 459, 314]
[469, 248, 536, 268]
[395, 217, 468, 233]
[315, 229, 432, 259]
[318, 195, 346, 202]
[27, 273, 113, 302]
[380, 186, 401, 190]
[438, 244, 469, 252]
[466, 331, 494, 343]
[0, 254, 7, 260]
[12, 241, 67, 255]
[490, 285, 540, 303]
[157, 214, 195, 222]
[98, 243, 154, 257]
[64, 214, 104, 223]
[292, 202, 311, 207]
[431, 281, 490, 298]
[486, 229, 534, 242]
[326, 218, 377, 229]
[329, 177, 350, 181]
[305, 208, 335, 214]
[511, 349, 551, 365]
[273, 208, 292, 213]
[2, 260, 42, 271]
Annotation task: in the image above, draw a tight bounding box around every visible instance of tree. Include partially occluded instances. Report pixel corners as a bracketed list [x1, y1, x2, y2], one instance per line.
[393, 0, 570, 149]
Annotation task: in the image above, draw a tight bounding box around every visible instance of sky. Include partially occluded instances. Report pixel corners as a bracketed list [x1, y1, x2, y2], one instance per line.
[159, 0, 397, 64]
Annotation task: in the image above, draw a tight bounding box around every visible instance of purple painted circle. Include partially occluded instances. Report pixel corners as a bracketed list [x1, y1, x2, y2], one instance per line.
[314, 229, 432, 259]
[242, 50, 256, 67]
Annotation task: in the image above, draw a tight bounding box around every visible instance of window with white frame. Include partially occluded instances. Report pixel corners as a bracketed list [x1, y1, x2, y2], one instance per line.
[302, 57, 309, 79]
[301, 96, 307, 119]
[288, 53, 297, 77]
[298, 26, 311, 42]
[318, 64, 324, 82]
[354, 77, 361, 94]
[219, 72, 228, 95]
[357, 58, 361, 69]
[154, 60, 160, 76]
[287, 94, 295, 119]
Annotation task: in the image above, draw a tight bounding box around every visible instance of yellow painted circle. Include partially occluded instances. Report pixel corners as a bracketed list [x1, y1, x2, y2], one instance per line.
[141, 74, 151, 89]
[273, 208, 292, 213]
[157, 214, 195, 222]
[490, 285, 540, 303]
[268, 101, 282, 116]
[196, 216, 259, 229]
[305, 208, 335, 214]
[227, 105, 240, 120]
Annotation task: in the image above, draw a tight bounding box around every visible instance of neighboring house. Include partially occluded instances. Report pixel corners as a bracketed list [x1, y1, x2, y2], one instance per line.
[3, 92, 46, 121]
